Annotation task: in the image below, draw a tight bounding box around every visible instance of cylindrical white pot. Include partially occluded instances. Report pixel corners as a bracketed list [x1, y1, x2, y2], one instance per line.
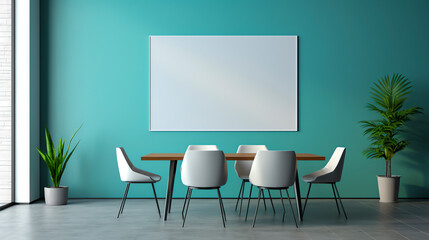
[44, 186, 69, 206]
[377, 175, 400, 203]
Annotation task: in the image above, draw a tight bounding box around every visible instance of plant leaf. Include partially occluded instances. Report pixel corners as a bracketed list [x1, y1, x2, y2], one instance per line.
[360, 73, 423, 177]
[37, 125, 81, 187]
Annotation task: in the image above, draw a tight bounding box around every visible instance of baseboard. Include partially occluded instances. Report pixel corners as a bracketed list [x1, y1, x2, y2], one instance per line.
[0, 202, 15, 210]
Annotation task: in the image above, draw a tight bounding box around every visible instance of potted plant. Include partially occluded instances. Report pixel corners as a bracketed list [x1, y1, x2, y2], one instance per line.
[360, 73, 422, 203]
[36, 126, 80, 205]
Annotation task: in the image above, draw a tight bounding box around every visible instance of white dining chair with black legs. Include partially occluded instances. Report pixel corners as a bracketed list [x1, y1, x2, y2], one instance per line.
[163, 145, 220, 216]
[247, 150, 298, 228]
[116, 147, 161, 219]
[234, 145, 275, 216]
[302, 147, 347, 219]
[181, 150, 228, 227]
[186, 145, 219, 151]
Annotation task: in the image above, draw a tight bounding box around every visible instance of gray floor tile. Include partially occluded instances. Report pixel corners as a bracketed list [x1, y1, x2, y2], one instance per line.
[0, 199, 429, 240]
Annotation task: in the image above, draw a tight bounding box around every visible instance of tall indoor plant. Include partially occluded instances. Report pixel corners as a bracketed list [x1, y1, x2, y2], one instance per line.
[360, 73, 422, 202]
[36, 126, 80, 205]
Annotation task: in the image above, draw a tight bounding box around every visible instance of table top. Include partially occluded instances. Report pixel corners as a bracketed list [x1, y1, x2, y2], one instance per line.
[141, 153, 325, 161]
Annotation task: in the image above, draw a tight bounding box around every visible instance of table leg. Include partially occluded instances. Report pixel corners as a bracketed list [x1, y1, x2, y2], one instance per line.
[164, 160, 177, 221]
[167, 161, 177, 214]
[293, 167, 303, 221]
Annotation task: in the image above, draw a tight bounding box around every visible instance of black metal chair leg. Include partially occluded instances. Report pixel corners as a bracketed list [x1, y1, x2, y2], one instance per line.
[182, 187, 190, 220]
[262, 189, 267, 211]
[151, 183, 161, 218]
[182, 188, 193, 227]
[220, 192, 227, 222]
[245, 184, 253, 221]
[117, 189, 127, 218]
[235, 180, 244, 211]
[279, 189, 286, 222]
[121, 183, 131, 215]
[217, 188, 227, 222]
[334, 183, 348, 220]
[117, 183, 130, 218]
[217, 189, 226, 228]
[252, 188, 262, 228]
[331, 183, 340, 215]
[286, 189, 299, 228]
[303, 183, 312, 216]
[268, 190, 276, 213]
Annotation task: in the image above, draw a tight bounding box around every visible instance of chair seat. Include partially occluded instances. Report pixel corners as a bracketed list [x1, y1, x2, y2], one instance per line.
[126, 168, 161, 183]
[237, 173, 249, 180]
[302, 173, 318, 182]
[302, 168, 335, 183]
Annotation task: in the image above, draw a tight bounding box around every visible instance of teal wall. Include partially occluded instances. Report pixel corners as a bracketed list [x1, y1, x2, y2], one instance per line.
[40, 0, 429, 198]
[30, 0, 41, 201]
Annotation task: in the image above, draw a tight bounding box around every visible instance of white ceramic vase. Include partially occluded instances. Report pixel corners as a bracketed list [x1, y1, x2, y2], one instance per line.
[377, 175, 400, 203]
[44, 186, 69, 206]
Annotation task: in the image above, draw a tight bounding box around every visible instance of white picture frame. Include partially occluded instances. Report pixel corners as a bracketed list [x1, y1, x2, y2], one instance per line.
[150, 35, 298, 131]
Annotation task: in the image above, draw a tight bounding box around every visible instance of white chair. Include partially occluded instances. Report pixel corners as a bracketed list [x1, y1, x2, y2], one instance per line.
[186, 145, 219, 151]
[234, 145, 275, 215]
[181, 150, 228, 227]
[162, 145, 220, 215]
[302, 147, 347, 219]
[181, 145, 219, 172]
[116, 147, 161, 218]
[182, 145, 219, 172]
[248, 150, 298, 228]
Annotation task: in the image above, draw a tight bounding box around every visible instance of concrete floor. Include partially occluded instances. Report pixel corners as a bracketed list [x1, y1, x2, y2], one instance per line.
[1, 198, 429, 240]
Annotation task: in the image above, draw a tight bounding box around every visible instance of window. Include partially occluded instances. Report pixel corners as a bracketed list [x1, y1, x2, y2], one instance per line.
[0, 0, 13, 209]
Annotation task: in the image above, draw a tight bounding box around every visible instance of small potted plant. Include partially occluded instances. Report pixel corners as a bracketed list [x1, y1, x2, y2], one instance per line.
[36, 126, 80, 205]
[360, 74, 422, 203]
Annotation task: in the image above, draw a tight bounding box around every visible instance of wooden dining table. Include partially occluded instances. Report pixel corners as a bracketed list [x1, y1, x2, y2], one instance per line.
[141, 152, 325, 221]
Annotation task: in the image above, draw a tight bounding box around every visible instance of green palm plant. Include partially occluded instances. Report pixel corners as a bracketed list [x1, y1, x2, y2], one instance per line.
[36, 127, 81, 187]
[360, 74, 422, 177]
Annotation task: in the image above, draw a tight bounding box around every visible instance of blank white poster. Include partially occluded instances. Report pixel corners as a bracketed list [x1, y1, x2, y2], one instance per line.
[150, 36, 298, 131]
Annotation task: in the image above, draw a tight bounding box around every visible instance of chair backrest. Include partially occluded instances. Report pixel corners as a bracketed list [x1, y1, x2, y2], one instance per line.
[323, 147, 346, 182]
[235, 145, 268, 178]
[116, 147, 136, 182]
[249, 151, 296, 188]
[186, 145, 219, 151]
[181, 150, 227, 188]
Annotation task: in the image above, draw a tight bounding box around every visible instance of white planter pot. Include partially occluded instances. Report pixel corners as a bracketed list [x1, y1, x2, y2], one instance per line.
[377, 175, 400, 203]
[44, 186, 69, 206]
